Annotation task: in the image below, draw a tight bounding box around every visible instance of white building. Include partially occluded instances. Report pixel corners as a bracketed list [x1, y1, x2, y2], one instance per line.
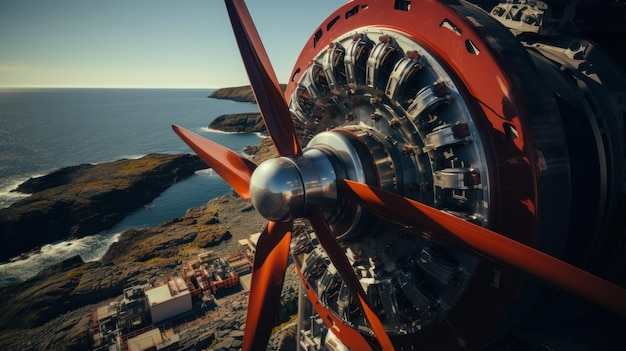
[126, 328, 163, 351]
[145, 276, 192, 324]
[239, 232, 261, 255]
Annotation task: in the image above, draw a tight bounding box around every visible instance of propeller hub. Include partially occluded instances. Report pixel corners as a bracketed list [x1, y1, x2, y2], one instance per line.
[249, 157, 305, 222]
[249, 128, 401, 234]
[249, 148, 338, 222]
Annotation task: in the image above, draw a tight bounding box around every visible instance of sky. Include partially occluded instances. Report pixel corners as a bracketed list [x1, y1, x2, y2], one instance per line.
[0, 0, 347, 89]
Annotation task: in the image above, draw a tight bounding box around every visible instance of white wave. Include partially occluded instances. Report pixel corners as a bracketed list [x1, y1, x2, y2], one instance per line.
[199, 126, 268, 138]
[201, 126, 244, 135]
[0, 175, 42, 208]
[90, 154, 147, 164]
[194, 168, 217, 176]
[116, 154, 146, 160]
[0, 194, 29, 209]
[0, 232, 121, 287]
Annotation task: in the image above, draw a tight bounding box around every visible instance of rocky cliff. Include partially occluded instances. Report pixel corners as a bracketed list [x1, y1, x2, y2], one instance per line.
[0, 154, 206, 262]
[209, 109, 278, 163]
[209, 112, 266, 134]
[209, 84, 286, 103]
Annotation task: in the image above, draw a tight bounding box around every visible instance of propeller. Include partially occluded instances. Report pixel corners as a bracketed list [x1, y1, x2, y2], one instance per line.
[172, 0, 395, 349]
[174, 1, 625, 350]
[172, 0, 626, 350]
[243, 221, 292, 351]
[171, 125, 256, 199]
[224, 0, 301, 157]
[338, 179, 626, 317]
[170, 123, 292, 347]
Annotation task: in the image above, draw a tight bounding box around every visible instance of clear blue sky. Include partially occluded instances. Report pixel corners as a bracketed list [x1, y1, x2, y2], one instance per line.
[0, 0, 346, 88]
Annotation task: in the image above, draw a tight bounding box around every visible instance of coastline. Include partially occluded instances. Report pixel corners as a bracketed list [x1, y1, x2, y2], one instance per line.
[202, 126, 267, 139]
[0, 153, 207, 262]
[0, 87, 284, 350]
[1, 107, 268, 268]
[0, 154, 154, 210]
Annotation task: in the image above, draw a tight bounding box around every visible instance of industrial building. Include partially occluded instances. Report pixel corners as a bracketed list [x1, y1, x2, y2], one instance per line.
[125, 327, 180, 351]
[91, 285, 157, 351]
[181, 250, 247, 296]
[91, 280, 188, 351]
[91, 249, 251, 350]
[118, 286, 151, 333]
[145, 276, 192, 324]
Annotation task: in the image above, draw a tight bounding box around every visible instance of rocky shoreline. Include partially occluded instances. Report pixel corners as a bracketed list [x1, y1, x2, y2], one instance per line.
[209, 112, 265, 134]
[0, 193, 300, 350]
[208, 85, 286, 104]
[0, 93, 296, 350]
[0, 153, 207, 262]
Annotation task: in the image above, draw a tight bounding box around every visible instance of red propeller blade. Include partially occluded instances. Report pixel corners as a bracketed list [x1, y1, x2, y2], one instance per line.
[172, 124, 256, 199]
[243, 221, 292, 351]
[308, 206, 397, 351]
[339, 179, 626, 317]
[225, 0, 302, 157]
[293, 260, 374, 351]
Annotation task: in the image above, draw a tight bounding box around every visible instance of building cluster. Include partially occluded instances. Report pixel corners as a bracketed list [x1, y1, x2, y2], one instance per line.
[90, 247, 255, 351]
[182, 251, 250, 296]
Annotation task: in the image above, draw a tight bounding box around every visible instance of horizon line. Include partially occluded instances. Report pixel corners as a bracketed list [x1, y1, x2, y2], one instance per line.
[0, 86, 220, 90]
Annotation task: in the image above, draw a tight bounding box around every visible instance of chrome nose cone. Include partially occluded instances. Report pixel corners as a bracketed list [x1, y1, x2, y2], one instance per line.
[249, 157, 305, 222]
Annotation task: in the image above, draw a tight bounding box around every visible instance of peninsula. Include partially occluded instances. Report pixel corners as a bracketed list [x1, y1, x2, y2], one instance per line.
[0, 154, 206, 262]
[208, 84, 286, 104]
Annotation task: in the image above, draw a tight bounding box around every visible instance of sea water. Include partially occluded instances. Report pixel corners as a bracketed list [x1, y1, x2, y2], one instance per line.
[0, 88, 264, 286]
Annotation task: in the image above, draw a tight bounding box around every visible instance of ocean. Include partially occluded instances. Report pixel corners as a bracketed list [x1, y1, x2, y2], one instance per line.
[0, 88, 264, 286]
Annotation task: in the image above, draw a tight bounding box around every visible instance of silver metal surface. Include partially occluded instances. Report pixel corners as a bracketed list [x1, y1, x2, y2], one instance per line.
[249, 146, 339, 222]
[249, 157, 305, 222]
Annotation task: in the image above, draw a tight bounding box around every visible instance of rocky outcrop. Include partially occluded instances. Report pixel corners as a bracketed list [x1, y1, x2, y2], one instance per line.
[209, 112, 266, 134]
[209, 84, 286, 103]
[244, 137, 279, 164]
[0, 192, 299, 351]
[208, 110, 279, 163]
[0, 129, 287, 350]
[0, 154, 206, 262]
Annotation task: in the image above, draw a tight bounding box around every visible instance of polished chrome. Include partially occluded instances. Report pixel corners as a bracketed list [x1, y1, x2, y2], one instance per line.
[249, 143, 338, 222]
[322, 42, 347, 94]
[250, 126, 405, 235]
[433, 168, 480, 190]
[406, 83, 452, 120]
[423, 123, 471, 152]
[366, 38, 398, 89]
[306, 129, 391, 238]
[299, 148, 338, 215]
[307, 131, 372, 185]
[300, 62, 327, 100]
[344, 34, 372, 89]
[249, 157, 305, 222]
[385, 56, 423, 103]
